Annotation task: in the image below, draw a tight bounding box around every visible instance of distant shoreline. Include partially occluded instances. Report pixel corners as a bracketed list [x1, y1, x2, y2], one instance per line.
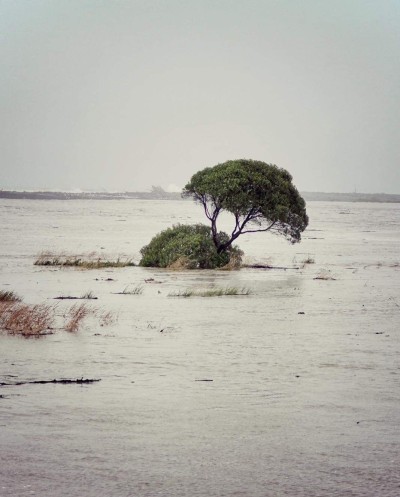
[0, 190, 399, 203]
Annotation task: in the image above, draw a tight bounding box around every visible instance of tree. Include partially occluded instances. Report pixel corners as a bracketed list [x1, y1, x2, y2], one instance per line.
[183, 159, 308, 254]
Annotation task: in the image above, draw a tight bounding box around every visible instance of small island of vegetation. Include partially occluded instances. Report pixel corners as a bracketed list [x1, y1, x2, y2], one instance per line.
[140, 159, 308, 269]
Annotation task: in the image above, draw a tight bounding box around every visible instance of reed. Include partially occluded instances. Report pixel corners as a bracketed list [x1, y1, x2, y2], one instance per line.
[0, 301, 54, 336]
[0, 290, 21, 302]
[34, 252, 135, 269]
[0, 291, 118, 337]
[97, 309, 118, 327]
[64, 303, 92, 332]
[54, 290, 98, 300]
[168, 286, 251, 297]
[314, 269, 336, 281]
[114, 285, 143, 295]
[81, 291, 97, 299]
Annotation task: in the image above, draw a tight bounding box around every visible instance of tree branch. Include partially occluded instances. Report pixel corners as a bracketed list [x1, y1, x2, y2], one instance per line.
[218, 208, 262, 252]
[202, 199, 212, 220]
[238, 208, 258, 232]
[231, 213, 240, 238]
[241, 221, 276, 234]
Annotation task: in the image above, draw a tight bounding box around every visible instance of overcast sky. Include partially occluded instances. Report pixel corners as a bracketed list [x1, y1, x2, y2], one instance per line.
[1, 0, 399, 193]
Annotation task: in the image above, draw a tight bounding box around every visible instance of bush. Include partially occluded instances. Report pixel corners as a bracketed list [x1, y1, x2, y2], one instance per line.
[139, 224, 243, 269]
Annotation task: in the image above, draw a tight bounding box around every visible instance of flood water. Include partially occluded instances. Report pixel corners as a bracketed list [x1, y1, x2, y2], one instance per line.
[0, 199, 399, 497]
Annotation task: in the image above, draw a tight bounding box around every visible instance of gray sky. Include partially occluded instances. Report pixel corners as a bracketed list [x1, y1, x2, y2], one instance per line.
[1, 0, 399, 193]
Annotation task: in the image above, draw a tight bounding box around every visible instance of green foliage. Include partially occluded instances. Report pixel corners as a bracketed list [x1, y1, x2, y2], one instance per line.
[139, 224, 242, 269]
[183, 159, 308, 250]
[168, 286, 251, 297]
[34, 253, 135, 268]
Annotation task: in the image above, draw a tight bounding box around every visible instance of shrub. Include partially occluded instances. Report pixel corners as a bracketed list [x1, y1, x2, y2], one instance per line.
[139, 224, 243, 269]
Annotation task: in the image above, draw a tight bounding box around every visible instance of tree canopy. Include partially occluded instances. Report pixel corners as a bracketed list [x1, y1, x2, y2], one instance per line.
[183, 159, 308, 253]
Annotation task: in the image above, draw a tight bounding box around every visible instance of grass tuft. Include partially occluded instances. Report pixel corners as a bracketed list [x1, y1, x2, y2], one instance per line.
[64, 303, 92, 332]
[54, 291, 98, 300]
[168, 286, 251, 297]
[314, 269, 336, 281]
[114, 285, 143, 295]
[0, 302, 54, 337]
[97, 309, 118, 327]
[0, 290, 22, 302]
[81, 291, 97, 300]
[34, 251, 135, 269]
[0, 291, 118, 337]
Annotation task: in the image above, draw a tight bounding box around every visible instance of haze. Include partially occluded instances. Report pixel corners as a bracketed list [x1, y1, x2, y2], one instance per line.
[1, 0, 399, 193]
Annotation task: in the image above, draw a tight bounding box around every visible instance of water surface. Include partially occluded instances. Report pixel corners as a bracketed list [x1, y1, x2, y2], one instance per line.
[1, 199, 399, 496]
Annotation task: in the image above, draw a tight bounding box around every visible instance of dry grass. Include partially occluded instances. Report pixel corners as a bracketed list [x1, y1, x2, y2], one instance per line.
[0, 290, 118, 337]
[168, 286, 251, 297]
[0, 301, 54, 337]
[292, 255, 315, 268]
[97, 309, 118, 327]
[64, 303, 118, 332]
[0, 302, 118, 338]
[81, 291, 97, 299]
[314, 269, 336, 281]
[166, 256, 191, 270]
[64, 303, 92, 332]
[114, 285, 143, 295]
[0, 290, 21, 302]
[166, 255, 242, 271]
[220, 253, 243, 270]
[34, 251, 135, 269]
[54, 290, 97, 300]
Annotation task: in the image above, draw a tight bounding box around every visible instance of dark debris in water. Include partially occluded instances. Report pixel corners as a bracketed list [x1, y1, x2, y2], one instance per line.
[0, 378, 101, 386]
[54, 296, 98, 300]
[245, 264, 300, 270]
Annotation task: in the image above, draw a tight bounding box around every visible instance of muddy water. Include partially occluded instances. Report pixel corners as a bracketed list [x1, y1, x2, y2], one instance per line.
[0, 199, 399, 497]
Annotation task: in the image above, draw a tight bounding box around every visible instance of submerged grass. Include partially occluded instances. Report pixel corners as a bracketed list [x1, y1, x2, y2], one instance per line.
[64, 303, 92, 333]
[63, 303, 118, 332]
[0, 301, 54, 337]
[81, 291, 97, 299]
[0, 291, 118, 337]
[168, 286, 251, 298]
[34, 251, 135, 269]
[54, 290, 98, 300]
[97, 309, 118, 327]
[114, 285, 144, 295]
[314, 269, 336, 281]
[0, 290, 22, 302]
